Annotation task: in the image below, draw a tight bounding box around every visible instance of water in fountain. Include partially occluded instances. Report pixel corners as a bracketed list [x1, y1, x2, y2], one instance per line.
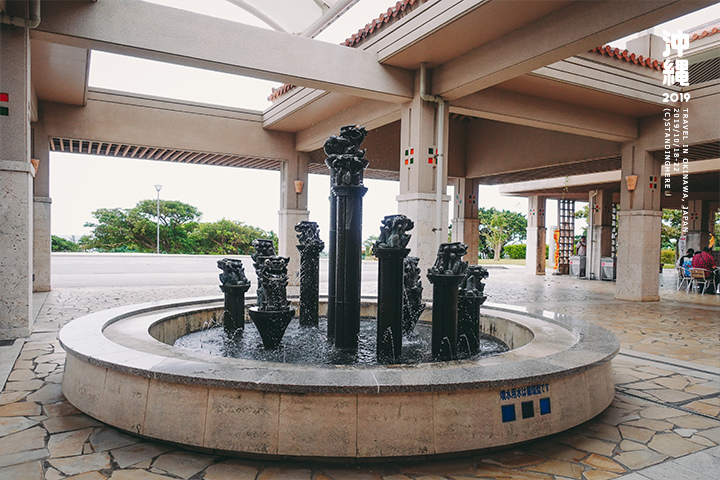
[174, 316, 508, 365]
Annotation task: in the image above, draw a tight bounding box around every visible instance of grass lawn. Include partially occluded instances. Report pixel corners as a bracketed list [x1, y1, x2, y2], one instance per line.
[477, 258, 526, 266]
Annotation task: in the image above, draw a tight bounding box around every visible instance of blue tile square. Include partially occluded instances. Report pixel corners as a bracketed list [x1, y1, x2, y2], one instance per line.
[501, 404, 516, 423]
[540, 397, 551, 415]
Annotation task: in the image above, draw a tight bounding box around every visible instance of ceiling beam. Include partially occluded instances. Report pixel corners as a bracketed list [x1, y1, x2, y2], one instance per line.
[433, 0, 716, 100]
[32, 0, 414, 103]
[451, 87, 638, 142]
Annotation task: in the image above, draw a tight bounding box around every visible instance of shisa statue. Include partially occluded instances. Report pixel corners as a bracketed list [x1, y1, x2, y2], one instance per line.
[324, 125, 369, 187]
[459, 264, 489, 302]
[374, 214, 414, 250]
[428, 242, 469, 276]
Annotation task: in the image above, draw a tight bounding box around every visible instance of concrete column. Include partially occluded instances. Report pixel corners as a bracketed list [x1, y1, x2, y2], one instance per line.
[589, 189, 613, 280]
[0, 24, 33, 339]
[616, 144, 662, 301]
[450, 178, 480, 264]
[685, 199, 711, 252]
[397, 79, 451, 280]
[526, 196, 547, 275]
[33, 124, 52, 292]
[278, 152, 309, 286]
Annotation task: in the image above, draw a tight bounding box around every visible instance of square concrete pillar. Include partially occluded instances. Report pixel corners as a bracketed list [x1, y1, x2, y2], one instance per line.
[616, 145, 662, 301]
[397, 81, 450, 279]
[588, 189, 614, 280]
[526, 196, 546, 275]
[0, 25, 33, 338]
[450, 178, 479, 264]
[278, 153, 310, 286]
[33, 124, 52, 292]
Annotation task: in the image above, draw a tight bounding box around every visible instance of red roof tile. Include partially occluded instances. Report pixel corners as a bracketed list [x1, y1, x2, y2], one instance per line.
[687, 17, 720, 42]
[342, 0, 429, 47]
[588, 45, 663, 71]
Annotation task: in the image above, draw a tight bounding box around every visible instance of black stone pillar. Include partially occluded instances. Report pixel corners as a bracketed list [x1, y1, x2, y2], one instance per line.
[427, 274, 464, 360]
[323, 125, 369, 351]
[427, 242, 469, 361]
[332, 184, 367, 350]
[217, 258, 251, 336]
[375, 247, 410, 363]
[220, 284, 250, 335]
[458, 265, 489, 356]
[295, 221, 324, 328]
[327, 193, 337, 340]
[457, 296, 481, 356]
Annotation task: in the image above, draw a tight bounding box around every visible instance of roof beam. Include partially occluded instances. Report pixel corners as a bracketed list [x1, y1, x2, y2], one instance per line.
[532, 55, 668, 106]
[41, 89, 296, 161]
[451, 87, 638, 142]
[433, 0, 716, 100]
[32, 0, 414, 103]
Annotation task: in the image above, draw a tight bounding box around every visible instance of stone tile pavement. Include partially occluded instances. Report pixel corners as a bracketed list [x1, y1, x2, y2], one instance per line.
[1, 264, 719, 479]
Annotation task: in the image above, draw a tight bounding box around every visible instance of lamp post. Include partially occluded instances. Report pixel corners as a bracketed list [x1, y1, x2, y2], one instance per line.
[154, 184, 162, 254]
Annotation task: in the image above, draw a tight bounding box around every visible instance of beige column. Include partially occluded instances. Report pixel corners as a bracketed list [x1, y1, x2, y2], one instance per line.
[0, 24, 34, 338]
[616, 144, 662, 301]
[33, 124, 52, 292]
[278, 152, 309, 286]
[397, 76, 450, 279]
[526, 196, 547, 275]
[450, 178, 480, 264]
[589, 189, 614, 280]
[685, 199, 711, 252]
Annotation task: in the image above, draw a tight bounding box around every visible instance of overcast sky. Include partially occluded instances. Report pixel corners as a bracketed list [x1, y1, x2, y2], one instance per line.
[49, 1, 719, 243]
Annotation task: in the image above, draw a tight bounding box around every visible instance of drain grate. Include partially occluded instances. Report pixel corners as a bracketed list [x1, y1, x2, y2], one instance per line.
[0, 339, 15, 346]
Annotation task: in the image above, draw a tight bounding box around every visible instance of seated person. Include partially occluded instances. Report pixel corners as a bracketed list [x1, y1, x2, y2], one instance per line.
[676, 248, 694, 275]
[691, 247, 719, 292]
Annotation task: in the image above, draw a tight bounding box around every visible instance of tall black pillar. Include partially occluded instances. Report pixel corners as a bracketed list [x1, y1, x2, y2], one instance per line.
[295, 221, 324, 328]
[332, 185, 367, 350]
[323, 125, 370, 351]
[327, 193, 337, 339]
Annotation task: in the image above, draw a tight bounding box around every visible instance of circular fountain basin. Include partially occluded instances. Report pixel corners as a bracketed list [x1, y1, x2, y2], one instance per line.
[58, 297, 618, 460]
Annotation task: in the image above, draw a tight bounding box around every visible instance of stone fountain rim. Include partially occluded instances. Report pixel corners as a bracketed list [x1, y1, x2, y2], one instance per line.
[58, 296, 619, 395]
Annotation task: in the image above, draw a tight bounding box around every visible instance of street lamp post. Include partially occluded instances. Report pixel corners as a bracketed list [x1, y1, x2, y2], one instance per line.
[154, 184, 162, 254]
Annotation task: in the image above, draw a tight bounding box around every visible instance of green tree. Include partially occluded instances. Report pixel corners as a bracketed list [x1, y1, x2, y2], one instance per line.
[661, 209, 682, 250]
[190, 219, 277, 255]
[363, 235, 379, 257]
[81, 200, 201, 253]
[52, 235, 81, 252]
[478, 208, 527, 261]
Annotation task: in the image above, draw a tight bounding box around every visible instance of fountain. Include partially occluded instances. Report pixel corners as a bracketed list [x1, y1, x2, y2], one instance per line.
[58, 125, 619, 460]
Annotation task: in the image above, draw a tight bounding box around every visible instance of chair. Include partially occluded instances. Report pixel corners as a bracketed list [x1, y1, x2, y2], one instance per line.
[676, 267, 691, 291]
[688, 268, 717, 294]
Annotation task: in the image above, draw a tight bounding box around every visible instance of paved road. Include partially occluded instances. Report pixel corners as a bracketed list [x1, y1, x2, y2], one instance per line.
[51, 253, 380, 291]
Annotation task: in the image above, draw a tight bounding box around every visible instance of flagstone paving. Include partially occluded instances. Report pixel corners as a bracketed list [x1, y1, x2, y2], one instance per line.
[0, 266, 718, 479]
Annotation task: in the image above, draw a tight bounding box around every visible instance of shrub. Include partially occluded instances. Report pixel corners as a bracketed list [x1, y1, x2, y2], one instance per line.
[503, 244, 526, 259]
[660, 248, 675, 265]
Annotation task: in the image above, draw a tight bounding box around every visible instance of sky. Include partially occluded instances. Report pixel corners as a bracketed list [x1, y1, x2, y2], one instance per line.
[49, 0, 720, 243]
